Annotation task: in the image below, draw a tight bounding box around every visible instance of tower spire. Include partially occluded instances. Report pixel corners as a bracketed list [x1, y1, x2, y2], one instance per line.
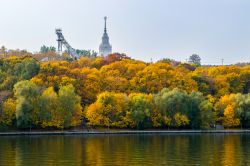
[99, 16, 112, 56]
[104, 16, 107, 33]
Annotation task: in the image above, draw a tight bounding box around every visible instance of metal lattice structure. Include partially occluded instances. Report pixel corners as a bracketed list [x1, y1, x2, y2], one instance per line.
[55, 29, 80, 60]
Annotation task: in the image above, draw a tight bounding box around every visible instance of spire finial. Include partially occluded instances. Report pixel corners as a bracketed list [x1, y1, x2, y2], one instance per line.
[104, 16, 107, 33]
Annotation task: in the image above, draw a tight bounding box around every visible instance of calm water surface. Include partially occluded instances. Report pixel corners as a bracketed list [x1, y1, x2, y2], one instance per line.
[0, 133, 250, 166]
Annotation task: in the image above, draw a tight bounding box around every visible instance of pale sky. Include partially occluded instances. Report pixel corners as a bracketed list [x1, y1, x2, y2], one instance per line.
[0, 0, 250, 64]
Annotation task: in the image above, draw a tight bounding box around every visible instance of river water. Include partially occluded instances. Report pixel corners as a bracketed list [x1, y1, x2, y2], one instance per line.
[0, 133, 249, 166]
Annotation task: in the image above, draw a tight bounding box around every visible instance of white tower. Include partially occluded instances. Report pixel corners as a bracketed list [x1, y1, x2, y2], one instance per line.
[99, 16, 112, 56]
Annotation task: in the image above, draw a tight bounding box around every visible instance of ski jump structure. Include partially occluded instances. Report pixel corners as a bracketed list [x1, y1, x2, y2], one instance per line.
[55, 29, 80, 60]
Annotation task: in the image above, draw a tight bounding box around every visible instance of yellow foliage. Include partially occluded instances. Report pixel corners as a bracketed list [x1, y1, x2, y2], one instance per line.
[60, 76, 76, 86]
[223, 104, 240, 128]
[4, 55, 250, 129]
[30, 77, 43, 86]
[77, 57, 92, 68]
[86, 92, 129, 128]
[0, 99, 16, 126]
[174, 113, 189, 127]
[86, 103, 104, 126]
[216, 94, 240, 127]
[151, 108, 162, 127]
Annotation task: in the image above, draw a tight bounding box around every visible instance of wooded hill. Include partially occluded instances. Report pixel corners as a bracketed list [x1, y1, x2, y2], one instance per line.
[0, 53, 250, 130]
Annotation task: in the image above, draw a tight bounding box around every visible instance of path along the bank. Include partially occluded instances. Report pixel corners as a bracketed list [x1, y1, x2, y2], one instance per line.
[0, 129, 250, 136]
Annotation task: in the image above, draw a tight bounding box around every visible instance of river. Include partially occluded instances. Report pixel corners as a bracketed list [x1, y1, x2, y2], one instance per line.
[0, 133, 249, 165]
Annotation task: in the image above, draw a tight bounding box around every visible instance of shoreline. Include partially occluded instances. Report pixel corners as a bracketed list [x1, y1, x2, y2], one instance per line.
[0, 129, 250, 136]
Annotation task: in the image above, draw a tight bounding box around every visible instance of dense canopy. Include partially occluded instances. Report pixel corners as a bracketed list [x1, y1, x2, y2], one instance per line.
[0, 53, 250, 129]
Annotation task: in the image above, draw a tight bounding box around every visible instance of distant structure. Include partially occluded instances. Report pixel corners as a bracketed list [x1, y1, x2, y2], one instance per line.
[99, 17, 112, 56]
[55, 29, 80, 60]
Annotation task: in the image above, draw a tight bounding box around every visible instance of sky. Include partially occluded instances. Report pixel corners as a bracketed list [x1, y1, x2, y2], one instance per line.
[0, 0, 250, 64]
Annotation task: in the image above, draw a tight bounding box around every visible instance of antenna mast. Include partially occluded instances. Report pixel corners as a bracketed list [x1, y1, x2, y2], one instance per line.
[104, 16, 107, 33]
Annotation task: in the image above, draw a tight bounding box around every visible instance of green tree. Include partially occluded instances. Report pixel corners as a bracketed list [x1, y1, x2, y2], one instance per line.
[39, 87, 60, 128]
[14, 80, 41, 129]
[235, 94, 250, 128]
[187, 91, 215, 129]
[57, 84, 83, 128]
[76, 49, 97, 58]
[40, 45, 56, 53]
[154, 88, 215, 129]
[128, 93, 153, 129]
[188, 54, 201, 66]
[154, 88, 190, 128]
[19, 58, 40, 80]
[0, 57, 39, 91]
[199, 100, 216, 129]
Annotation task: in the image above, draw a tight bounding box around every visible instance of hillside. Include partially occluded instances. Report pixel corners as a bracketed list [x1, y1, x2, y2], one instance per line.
[0, 53, 250, 130]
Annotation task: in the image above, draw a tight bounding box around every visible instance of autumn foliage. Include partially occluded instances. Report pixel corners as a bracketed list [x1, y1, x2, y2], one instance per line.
[0, 55, 250, 129]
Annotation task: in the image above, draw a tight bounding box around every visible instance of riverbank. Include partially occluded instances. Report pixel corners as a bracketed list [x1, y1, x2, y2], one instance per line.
[0, 129, 250, 136]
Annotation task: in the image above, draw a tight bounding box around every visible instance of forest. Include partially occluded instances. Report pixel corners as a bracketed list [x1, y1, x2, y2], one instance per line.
[0, 52, 250, 130]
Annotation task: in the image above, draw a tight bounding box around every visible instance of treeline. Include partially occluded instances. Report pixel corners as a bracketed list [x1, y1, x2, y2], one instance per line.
[86, 90, 250, 129]
[86, 89, 214, 129]
[0, 54, 250, 130]
[1, 81, 82, 129]
[0, 45, 97, 61]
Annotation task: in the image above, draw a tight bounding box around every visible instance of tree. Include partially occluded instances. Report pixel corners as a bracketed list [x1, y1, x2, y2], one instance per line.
[86, 92, 129, 128]
[14, 80, 41, 129]
[0, 46, 7, 57]
[76, 67, 103, 105]
[0, 57, 39, 91]
[76, 49, 97, 58]
[128, 93, 153, 129]
[0, 98, 16, 126]
[40, 45, 56, 53]
[153, 88, 215, 129]
[104, 53, 131, 64]
[223, 104, 240, 127]
[199, 100, 216, 129]
[19, 84, 83, 129]
[235, 94, 250, 127]
[216, 94, 240, 128]
[188, 54, 201, 66]
[85, 103, 104, 126]
[153, 88, 190, 128]
[57, 84, 83, 128]
[131, 63, 173, 93]
[18, 58, 40, 80]
[40, 85, 83, 129]
[187, 91, 213, 129]
[39, 87, 60, 128]
[131, 62, 197, 93]
[173, 113, 189, 127]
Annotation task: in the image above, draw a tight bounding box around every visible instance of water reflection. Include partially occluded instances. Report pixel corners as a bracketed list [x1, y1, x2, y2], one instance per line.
[0, 134, 249, 166]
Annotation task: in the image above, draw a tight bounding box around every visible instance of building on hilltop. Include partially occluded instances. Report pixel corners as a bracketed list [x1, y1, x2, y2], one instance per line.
[99, 16, 112, 56]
